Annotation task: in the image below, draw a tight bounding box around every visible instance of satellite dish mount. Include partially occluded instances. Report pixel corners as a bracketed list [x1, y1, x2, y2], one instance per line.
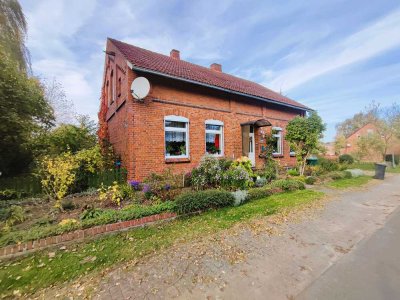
[130, 77, 150, 101]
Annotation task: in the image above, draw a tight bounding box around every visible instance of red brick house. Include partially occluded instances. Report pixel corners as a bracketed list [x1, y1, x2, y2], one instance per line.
[99, 38, 311, 180]
[340, 123, 400, 162]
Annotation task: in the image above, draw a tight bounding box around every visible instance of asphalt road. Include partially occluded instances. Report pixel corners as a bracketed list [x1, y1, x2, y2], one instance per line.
[296, 205, 400, 300]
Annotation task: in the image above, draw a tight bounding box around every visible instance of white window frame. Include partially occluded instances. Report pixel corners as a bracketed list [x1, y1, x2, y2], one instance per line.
[272, 126, 283, 156]
[164, 115, 189, 159]
[205, 120, 224, 157]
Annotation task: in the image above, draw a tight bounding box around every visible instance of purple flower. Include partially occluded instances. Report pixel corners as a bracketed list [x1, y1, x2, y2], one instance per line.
[164, 184, 171, 191]
[142, 184, 151, 193]
[129, 180, 141, 191]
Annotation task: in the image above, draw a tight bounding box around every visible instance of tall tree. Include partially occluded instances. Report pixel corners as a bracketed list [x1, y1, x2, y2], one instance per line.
[373, 103, 400, 160]
[0, 0, 30, 72]
[0, 48, 54, 176]
[286, 112, 326, 176]
[43, 78, 76, 125]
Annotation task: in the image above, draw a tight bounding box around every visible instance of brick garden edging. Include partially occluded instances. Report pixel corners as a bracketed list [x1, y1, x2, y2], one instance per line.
[0, 212, 177, 259]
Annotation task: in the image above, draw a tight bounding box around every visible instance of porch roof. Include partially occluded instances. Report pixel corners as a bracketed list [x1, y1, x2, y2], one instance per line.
[240, 119, 272, 127]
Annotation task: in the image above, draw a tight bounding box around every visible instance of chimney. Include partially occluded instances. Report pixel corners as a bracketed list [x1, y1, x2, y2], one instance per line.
[170, 49, 180, 60]
[210, 63, 222, 72]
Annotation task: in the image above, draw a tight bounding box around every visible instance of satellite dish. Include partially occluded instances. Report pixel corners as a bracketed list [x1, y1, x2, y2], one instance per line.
[131, 77, 150, 100]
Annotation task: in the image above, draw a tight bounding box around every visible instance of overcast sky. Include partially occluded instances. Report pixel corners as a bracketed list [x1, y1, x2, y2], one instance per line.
[20, 0, 400, 141]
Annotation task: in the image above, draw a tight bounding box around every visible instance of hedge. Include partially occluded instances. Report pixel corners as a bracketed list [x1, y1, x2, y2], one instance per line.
[245, 186, 276, 202]
[270, 179, 305, 191]
[174, 189, 235, 215]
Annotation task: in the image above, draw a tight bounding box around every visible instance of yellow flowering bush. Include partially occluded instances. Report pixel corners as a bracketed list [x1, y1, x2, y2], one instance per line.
[58, 218, 79, 227]
[75, 145, 104, 174]
[97, 181, 123, 207]
[40, 152, 79, 206]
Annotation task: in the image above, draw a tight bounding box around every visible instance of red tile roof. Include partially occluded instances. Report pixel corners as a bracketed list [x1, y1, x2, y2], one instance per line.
[109, 38, 309, 110]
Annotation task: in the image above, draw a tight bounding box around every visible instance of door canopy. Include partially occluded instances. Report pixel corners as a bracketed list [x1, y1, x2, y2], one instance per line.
[240, 119, 272, 127]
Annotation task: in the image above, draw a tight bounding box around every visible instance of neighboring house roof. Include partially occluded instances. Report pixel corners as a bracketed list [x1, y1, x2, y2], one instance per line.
[345, 123, 376, 139]
[109, 38, 310, 111]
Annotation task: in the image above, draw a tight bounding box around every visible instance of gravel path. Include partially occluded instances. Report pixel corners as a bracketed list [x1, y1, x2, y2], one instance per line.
[34, 175, 400, 300]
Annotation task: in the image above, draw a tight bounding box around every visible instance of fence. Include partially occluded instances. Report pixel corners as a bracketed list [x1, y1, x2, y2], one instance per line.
[87, 168, 127, 188]
[0, 169, 128, 196]
[0, 175, 42, 196]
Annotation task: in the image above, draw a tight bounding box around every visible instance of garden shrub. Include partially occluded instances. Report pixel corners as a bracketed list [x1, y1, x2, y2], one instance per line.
[343, 171, 353, 179]
[58, 219, 80, 231]
[72, 145, 104, 192]
[305, 176, 317, 185]
[231, 190, 248, 206]
[270, 179, 305, 191]
[318, 157, 339, 172]
[174, 190, 235, 214]
[142, 170, 184, 202]
[39, 152, 79, 205]
[191, 155, 224, 190]
[231, 156, 254, 177]
[339, 154, 354, 164]
[329, 171, 346, 180]
[2, 205, 25, 231]
[287, 169, 300, 176]
[82, 201, 176, 228]
[119, 183, 135, 200]
[222, 165, 252, 190]
[128, 180, 141, 191]
[246, 186, 275, 201]
[80, 208, 103, 220]
[254, 177, 267, 187]
[259, 158, 278, 182]
[218, 157, 233, 170]
[61, 198, 75, 210]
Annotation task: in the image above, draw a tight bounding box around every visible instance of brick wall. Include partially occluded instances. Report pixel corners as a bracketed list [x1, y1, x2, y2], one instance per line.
[101, 42, 304, 180]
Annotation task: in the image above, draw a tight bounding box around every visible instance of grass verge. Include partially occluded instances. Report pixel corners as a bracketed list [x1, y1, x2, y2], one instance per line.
[0, 190, 324, 297]
[350, 163, 400, 173]
[328, 176, 372, 189]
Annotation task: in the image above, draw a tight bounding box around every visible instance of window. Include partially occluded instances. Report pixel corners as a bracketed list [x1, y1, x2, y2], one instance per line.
[164, 116, 189, 158]
[117, 77, 121, 98]
[205, 120, 223, 156]
[290, 146, 296, 156]
[106, 80, 110, 106]
[109, 70, 114, 104]
[272, 127, 283, 156]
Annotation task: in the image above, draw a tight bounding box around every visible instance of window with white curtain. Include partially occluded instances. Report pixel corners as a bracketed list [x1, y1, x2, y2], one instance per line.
[164, 116, 189, 158]
[272, 127, 283, 156]
[205, 120, 223, 156]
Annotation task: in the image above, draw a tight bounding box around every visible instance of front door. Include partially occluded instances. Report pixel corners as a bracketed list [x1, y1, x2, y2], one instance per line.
[242, 125, 255, 166]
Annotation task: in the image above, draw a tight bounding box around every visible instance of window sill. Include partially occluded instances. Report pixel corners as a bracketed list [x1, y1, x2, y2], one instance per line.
[165, 157, 191, 164]
[272, 154, 284, 158]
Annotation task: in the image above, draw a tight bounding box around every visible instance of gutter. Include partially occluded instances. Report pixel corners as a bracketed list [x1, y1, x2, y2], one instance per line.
[127, 61, 313, 112]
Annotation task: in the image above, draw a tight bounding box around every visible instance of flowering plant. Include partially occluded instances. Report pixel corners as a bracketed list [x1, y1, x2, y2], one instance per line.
[142, 184, 152, 199]
[222, 165, 252, 190]
[129, 180, 141, 191]
[191, 155, 224, 190]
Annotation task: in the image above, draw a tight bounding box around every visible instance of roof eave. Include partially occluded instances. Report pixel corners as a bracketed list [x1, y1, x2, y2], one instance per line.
[127, 61, 312, 112]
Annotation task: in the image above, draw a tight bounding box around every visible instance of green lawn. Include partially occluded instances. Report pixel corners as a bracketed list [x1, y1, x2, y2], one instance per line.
[350, 163, 400, 173]
[0, 190, 324, 297]
[328, 176, 372, 189]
